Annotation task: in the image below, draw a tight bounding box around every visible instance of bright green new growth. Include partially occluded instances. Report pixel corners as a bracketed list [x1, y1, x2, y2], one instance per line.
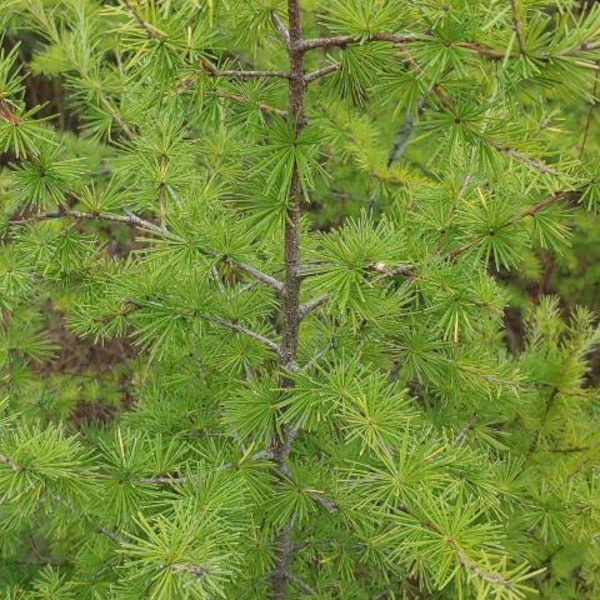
[0, 1, 599, 599]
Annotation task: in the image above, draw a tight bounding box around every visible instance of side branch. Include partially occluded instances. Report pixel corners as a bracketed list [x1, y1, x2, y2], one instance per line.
[199, 58, 290, 80]
[490, 142, 558, 175]
[100, 95, 136, 140]
[387, 97, 426, 167]
[139, 450, 273, 485]
[299, 33, 509, 61]
[299, 294, 330, 319]
[270, 11, 290, 47]
[212, 90, 288, 118]
[417, 69, 558, 175]
[170, 79, 288, 116]
[123, 0, 163, 41]
[10, 209, 168, 235]
[298, 184, 569, 285]
[10, 210, 284, 293]
[453, 543, 518, 591]
[99, 527, 128, 545]
[199, 314, 281, 354]
[448, 190, 579, 259]
[304, 190, 581, 289]
[234, 262, 285, 294]
[509, 0, 527, 55]
[369, 262, 416, 283]
[305, 489, 337, 514]
[304, 63, 341, 83]
[299, 33, 421, 52]
[519, 190, 576, 217]
[299, 32, 599, 65]
[169, 564, 207, 578]
[0, 453, 22, 472]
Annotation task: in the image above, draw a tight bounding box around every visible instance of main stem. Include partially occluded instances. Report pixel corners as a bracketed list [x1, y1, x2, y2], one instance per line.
[268, 1, 305, 598]
[279, 0, 304, 380]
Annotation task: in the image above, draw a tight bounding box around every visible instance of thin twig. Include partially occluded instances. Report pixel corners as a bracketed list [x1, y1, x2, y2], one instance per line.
[408, 60, 557, 175]
[199, 314, 281, 354]
[519, 191, 568, 218]
[305, 490, 337, 514]
[447, 237, 486, 260]
[578, 69, 599, 159]
[299, 33, 515, 61]
[170, 77, 288, 117]
[417, 69, 558, 175]
[211, 266, 226, 294]
[0, 98, 21, 125]
[213, 90, 288, 118]
[138, 450, 273, 485]
[137, 458, 338, 514]
[287, 572, 318, 596]
[453, 543, 518, 591]
[303, 63, 341, 83]
[453, 414, 479, 445]
[387, 97, 426, 167]
[299, 31, 600, 65]
[270, 11, 290, 47]
[369, 262, 416, 283]
[299, 33, 422, 52]
[10, 208, 168, 235]
[43, 490, 128, 547]
[139, 475, 190, 485]
[199, 57, 290, 80]
[454, 42, 506, 60]
[123, 0, 163, 40]
[453, 39, 600, 61]
[0, 453, 22, 472]
[448, 190, 579, 259]
[404, 48, 561, 176]
[301, 342, 334, 372]
[168, 564, 207, 578]
[509, 0, 527, 55]
[298, 262, 341, 275]
[158, 154, 167, 228]
[234, 262, 284, 294]
[99, 527, 128, 545]
[206, 68, 290, 80]
[10, 209, 284, 293]
[490, 142, 558, 175]
[299, 294, 330, 319]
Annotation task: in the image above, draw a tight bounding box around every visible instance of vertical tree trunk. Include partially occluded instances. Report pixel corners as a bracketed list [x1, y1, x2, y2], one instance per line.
[268, 1, 305, 598]
[279, 0, 304, 379]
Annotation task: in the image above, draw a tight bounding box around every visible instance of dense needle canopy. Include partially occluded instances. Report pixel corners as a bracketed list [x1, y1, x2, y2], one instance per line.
[0, 1, 599, 599]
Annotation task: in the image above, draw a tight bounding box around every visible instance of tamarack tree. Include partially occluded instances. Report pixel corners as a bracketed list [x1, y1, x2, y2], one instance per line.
[0, 1, 599, 598]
